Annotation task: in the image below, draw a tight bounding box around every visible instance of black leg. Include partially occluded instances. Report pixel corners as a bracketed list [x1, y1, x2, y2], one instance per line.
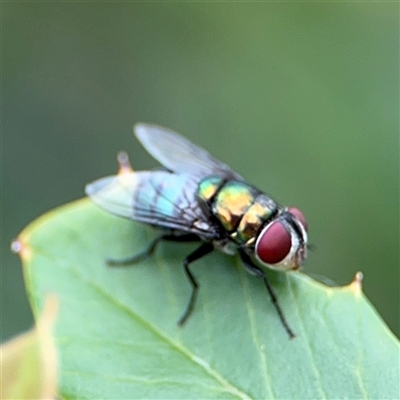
[107, 233, 200, 267]
[239, 251, 296, 339]
[178, 242, 214, 326]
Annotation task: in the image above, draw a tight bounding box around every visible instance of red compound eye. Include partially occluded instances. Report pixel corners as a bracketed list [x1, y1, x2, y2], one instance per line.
[256, 221, 292, 265]
[288, 207, 308, 231]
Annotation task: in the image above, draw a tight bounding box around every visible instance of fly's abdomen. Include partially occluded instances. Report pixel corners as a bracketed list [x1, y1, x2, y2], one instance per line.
[198, 177, 278, 244]
[197, 176, 225, 202]
[135, 173, 194, 219]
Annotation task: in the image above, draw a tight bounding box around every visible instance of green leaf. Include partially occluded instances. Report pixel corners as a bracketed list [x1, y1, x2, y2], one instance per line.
[15, 199, 399, 399]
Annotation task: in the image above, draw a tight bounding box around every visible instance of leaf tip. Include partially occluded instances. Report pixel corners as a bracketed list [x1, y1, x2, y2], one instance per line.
[117, 151, 134, 174]
[11, 237, 33, 263]
[348, 271, 363, 296]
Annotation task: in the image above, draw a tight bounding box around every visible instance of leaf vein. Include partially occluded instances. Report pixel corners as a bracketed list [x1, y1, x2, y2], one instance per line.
[31, 245, 253, 400]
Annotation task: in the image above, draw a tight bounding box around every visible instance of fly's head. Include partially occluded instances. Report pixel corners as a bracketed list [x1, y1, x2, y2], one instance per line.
[254, 207, 308, 271]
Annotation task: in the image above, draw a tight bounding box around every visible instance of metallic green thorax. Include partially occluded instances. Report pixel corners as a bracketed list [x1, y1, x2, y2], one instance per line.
[197, 177, 278, 245]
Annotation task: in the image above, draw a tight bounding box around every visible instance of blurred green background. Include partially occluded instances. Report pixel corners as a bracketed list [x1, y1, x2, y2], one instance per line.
[3, 3, 398, 341]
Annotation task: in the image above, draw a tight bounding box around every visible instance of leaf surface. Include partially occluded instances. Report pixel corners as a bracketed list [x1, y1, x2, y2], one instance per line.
[15, 199, 399, 399]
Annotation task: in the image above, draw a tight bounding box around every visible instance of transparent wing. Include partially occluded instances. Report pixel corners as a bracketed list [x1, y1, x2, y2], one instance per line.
[134, 123, 244, 181]
[85, 170, 217, 239]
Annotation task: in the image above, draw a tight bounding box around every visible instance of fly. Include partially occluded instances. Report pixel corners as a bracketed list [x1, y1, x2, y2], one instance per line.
[85, 124, 308, 338]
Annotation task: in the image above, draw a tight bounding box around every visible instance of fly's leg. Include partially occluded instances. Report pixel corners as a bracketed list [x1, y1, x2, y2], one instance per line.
[107, 233, 200, 267]
[108, 234, 214, 326]
[178, 242, 214, 326]
[239, 250, 296, 339]
[107, 235, 162, 266]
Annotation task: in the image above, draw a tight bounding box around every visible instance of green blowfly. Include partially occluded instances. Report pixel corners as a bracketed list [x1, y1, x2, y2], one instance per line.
[86, 124, 308, 338]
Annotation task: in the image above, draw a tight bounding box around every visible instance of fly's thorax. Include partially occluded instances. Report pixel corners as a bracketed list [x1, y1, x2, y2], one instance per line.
[206, 180, 259, 232]
[197, 177, 309, 270]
